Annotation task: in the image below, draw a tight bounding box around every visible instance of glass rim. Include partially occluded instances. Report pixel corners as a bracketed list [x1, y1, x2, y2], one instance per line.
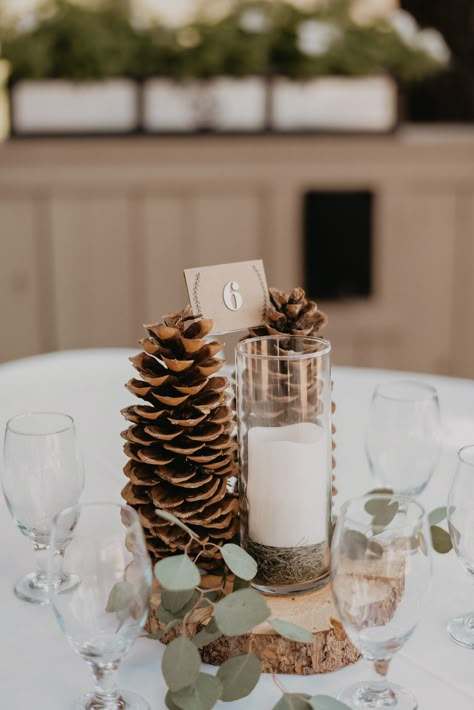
[51, 501, 140, 527]
[6, 411, 75, 437]
[373, 380, 438, 402]
[340, 494, 427, 529]
[458, 445, 474, 467]
[236, 335, 331, 361]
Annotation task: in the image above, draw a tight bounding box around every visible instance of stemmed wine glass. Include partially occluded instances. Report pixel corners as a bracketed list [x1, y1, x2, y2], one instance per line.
[48, 502, 153, 710]
[331, 494, 432, 710]
[2, 412, 84, 604]
[366, 381, 442, 496]
[447, 445, 474, 648]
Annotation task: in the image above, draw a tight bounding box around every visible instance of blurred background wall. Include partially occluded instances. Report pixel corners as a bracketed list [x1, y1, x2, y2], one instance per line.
[0, 0, 473, 375]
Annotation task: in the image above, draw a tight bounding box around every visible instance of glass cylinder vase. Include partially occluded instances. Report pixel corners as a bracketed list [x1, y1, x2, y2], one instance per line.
[236, 335, 332, 595]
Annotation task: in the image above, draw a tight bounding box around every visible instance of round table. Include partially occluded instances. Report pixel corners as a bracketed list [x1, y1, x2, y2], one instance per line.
[1, 349, 474, 709]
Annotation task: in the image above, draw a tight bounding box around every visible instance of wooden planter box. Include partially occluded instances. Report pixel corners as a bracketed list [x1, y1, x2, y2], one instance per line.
[271, 75, 398, 133]
[10, 79, 139, 136]
[143, 77, 267, 133]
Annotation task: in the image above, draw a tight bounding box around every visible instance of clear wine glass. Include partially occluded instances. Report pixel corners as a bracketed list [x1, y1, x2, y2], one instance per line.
[48, 502, 153, 710]
[447, 445, 474, 648]
[2, 412, 84, 604]
[366, 381, 441, 496]
[331, 494, 432, 710]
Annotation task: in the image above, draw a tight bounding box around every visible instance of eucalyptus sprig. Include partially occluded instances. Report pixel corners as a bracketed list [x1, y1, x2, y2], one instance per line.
[149, 508, 349, 710]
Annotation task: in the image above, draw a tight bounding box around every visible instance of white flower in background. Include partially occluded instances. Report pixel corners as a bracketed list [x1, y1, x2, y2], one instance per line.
[351, 0, 398, 26]
[416, 28, 451, 65]
[297, 20, 342, 58]
[17, 11, 40, 34]
[239, 8, 270, 34]
[388, 9, 419, 48]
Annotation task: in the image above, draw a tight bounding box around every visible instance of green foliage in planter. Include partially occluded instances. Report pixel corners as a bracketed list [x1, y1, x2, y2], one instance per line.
[2, 0, 139, 81]
[0, 0, 450, 83]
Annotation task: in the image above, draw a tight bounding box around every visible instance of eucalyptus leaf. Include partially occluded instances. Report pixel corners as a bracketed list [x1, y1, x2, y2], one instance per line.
[232, 575, 251, 592]
[372, 500, 399, 528]
[220, 543, 258, 581]
[170, 672, 222, 710]
[216, 653, 261, 701]
[158, 592, 200, 624]
[310, 695, 351, 709]
[214, 588, 271, 636]
[365, 497, 391, 516]
[155, 554, 201, 591]
[165, 691, 181, 710]
[428, 506, 447, 526]
[273, 693, 312, 709]
[367, 488, 394, 495]
[430, 525, 453, 554]
[162, 636, 201, 692]
[155, 508, 198, 540]
[343, 530, 368, 560]
[105, 580, 134, 613]
[162, 588, 196, 614]
[192, 628, 222, 649]
[143, 631, 165, 640]
[270, 619, 314, 644]
[366, 540, 384, 559]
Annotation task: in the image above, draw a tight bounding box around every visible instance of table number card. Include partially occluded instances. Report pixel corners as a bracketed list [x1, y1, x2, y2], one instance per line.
[184, 259, 269, 334]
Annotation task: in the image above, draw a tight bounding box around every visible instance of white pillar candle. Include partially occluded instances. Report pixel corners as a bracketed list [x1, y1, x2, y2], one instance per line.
[247, 422, 329, 549]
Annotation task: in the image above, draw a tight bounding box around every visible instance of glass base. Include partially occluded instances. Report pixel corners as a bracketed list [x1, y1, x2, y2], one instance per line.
[251, 571, 330, 596]
[447, 613, 474, 648]
[14, 572, 79, 605]
[74, 690, 150, 710]
[338, 681, 417, 709]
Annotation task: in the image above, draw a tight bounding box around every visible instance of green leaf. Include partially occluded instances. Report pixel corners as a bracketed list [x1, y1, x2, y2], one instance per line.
[155, 508, 198, 540]
[232, 575, 251, 592]
[364, 494, 393, 516]
[310, 696, 351, 709]
[216, 653, 261, 701]
[165, 691, 181, 710]
[428, 506, 447, 526]
[162, 636, 201, 692]
[192, 627, 222, 649]
[343, 530, 368, 560]
[366, 540, 384, 559]
[162, 588, 196, 614]
[270, 619, 314, 643]
[273, 694, 312, 709]
[372, 500, 399, 528]
[155, 554, 201, 591]
[430, 525, 452, 554]
[220, 543, 258, 581]
[105, 580, 134, 613]
[170, 672, 222, 710]
[192, 614, 222, 649]
[214, 588, 271, 636]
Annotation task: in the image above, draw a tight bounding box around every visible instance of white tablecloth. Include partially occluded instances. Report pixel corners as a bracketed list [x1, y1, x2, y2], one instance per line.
[1, 349, 474, 709]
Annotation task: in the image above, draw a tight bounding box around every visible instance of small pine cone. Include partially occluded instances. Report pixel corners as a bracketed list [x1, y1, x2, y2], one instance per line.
[121, 307, 238, 568]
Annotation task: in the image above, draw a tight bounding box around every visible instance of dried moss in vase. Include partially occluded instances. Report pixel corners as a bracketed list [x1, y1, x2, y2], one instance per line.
[121, 307, 238, 570]
[246, 538, 329, 587]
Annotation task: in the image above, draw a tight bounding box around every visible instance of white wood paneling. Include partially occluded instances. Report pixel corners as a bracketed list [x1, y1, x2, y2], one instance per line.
[0, 197, 42, 361]
[50, 195, 133, 349]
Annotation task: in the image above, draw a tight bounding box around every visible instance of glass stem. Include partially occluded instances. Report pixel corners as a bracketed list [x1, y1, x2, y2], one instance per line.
[33, 542, 49, 588]
[360, 659, 396, 707]
[90, 662, 122, 709]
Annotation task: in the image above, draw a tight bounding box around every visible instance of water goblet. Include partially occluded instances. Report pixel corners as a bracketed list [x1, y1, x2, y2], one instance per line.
[331, 494, 432, 710]
[447, 445, 474, 648]
[2, 412, 84, 604]
[366, 381, 441, 496]
[48, 502, 152, 710]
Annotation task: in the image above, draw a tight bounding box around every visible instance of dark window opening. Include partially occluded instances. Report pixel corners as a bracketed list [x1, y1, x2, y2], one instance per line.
[304, 190, 373, 301]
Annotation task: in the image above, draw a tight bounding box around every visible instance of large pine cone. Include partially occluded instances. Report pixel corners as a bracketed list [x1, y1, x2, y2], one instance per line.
[248, 287, 337, 495]
[121, 308, 238, 569]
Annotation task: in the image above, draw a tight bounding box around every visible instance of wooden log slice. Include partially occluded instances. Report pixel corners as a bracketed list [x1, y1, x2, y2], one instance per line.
[146, 582, 361, 674]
